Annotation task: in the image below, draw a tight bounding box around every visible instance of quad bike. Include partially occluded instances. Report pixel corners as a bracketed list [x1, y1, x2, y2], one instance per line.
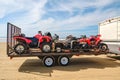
[79, 35, 108, 52]
[13, 32, 52, 54]
[54, 34, 108, 53]
[54, 35, 79, 52]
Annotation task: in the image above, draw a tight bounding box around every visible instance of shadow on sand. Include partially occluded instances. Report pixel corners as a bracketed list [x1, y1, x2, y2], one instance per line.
[18, 56, 120, 77]
[107, 55, 120, 60]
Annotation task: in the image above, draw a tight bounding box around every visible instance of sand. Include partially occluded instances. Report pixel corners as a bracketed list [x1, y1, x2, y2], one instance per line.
[0, 42, 120, 80]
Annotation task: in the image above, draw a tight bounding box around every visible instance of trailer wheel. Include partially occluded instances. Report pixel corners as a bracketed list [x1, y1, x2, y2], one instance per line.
[42, 56, 55, 67]
[14, 43, 27, 54]
[58, 56, 70, 66]
[41, 43, 51, 53]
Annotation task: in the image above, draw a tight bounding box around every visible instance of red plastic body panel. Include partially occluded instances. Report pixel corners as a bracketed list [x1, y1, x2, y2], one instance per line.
[13, 36, 32, 44]
[79, 35, 102, 46]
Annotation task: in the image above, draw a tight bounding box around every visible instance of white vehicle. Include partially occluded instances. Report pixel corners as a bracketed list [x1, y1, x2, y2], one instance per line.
[99, 17, 120, 54]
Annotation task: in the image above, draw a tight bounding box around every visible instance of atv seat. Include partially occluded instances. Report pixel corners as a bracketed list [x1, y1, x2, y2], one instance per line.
[25, 37, 38, 43]
[25, 37, 39, 47]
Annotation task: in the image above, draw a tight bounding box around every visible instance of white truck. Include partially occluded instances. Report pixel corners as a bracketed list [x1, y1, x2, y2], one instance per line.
[99, 17, 120, 54]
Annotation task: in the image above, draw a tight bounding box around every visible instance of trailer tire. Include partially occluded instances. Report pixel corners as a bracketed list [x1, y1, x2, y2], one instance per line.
[14, 43, 27, 54]
[42, 56, 55, 67]
[58, 56, 70, 66]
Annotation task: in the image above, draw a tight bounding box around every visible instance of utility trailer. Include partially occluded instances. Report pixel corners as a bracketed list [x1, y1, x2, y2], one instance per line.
[7, 23, 108, 67]
[99, 17, 120, 55]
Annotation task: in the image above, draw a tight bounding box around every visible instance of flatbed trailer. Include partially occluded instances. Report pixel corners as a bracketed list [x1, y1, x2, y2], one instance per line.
[7, 23, 108, 67]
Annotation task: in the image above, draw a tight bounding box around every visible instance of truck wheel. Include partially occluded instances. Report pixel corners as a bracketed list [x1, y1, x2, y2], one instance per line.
[14, 43, 27, 54]
[42, 56, 55, 67]
[56, 47, 62, 53]
[41, 43, 51, 53]
[58, 56, 70, 66]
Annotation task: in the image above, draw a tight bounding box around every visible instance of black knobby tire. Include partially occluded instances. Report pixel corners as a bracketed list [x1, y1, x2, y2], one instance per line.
[56, 46, 62, 53]
[82, 44, 89, 52]
[42, 56, 55, 67]
[14, 43, 27, 54]
[73, 45, 79, 52]
[99, 43, 108, 52]
[58, 56, 70, 66]
[41, 42, 52, 53]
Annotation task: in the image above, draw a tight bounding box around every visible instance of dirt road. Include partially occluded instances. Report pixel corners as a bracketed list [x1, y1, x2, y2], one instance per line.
[0, 42, 120, 80]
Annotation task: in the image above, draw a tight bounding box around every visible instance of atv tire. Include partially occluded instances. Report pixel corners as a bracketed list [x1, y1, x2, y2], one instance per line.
[14, 43, 27, 54]
[56, 46, 62, 53]
[41, 42, 52, 53]
[99, 43, 108, 52]
[82, 44, 89, 52]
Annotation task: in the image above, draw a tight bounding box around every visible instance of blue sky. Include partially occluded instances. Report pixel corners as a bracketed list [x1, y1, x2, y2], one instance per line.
[0, 0, 120, 38]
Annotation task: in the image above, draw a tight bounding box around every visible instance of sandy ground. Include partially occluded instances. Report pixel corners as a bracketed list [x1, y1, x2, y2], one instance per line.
[0, 42, 120, 80]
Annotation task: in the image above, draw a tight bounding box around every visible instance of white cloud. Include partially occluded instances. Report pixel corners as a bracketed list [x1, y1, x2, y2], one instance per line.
[0, 0, 47, 21]
[27, 0, 47, 22]
[35, 7, 119, 32]
[0, 0, 24, 18]
[0, 0, 48, 37]
[0, 24, 7, 37]
[0, 0, 120, 38]
[0, 9, 6, 18]
[47, 0, 115, 12]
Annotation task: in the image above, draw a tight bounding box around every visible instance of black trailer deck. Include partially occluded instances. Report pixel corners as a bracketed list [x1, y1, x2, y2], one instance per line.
[8, 51, 104, 57]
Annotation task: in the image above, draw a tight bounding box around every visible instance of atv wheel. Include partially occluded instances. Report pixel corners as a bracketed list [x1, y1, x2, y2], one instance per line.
[99, 43, 108, 52]
[14, 43, 27, 54]
[82, 44, 89, 52]
[41, 43, 51, 53]
[56, 47, 62, 53]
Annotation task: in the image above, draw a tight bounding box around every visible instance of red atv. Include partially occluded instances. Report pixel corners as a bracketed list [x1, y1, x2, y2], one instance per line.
[79, 35, 108, 52]
[13, 32, 52, 54]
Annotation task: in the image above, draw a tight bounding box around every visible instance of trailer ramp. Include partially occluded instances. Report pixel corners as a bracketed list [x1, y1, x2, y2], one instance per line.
[7, 22, 21, 56]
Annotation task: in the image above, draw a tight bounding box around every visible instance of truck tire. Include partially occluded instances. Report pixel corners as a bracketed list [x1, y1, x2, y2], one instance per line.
[42, 56, 55, 67]
[58, 56, 70, 66]
[14, 43, 27, 54]
[41, 42, 51, 53]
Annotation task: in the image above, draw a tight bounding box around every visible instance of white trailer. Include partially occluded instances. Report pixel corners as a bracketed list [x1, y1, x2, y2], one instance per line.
[99, 17, 120, 54]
